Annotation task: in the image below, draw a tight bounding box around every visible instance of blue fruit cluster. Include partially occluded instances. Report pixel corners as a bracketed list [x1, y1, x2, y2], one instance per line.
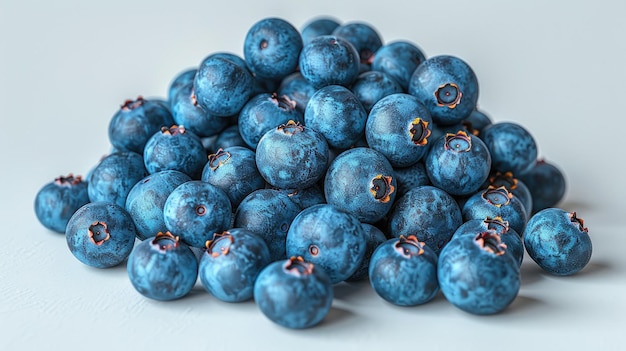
[35, 16, 591, 326]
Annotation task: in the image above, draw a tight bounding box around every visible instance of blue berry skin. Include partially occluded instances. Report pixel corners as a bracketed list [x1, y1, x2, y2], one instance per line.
[300, 17, 340, 46]
[408, 55, 479, 126]
[324, 147, 396, 223]
[125, 170, 191, 241]
[127, 232, 198, 301]
[425, 130, 492, 196]
[388, 185, 463, 254]
[428, 121, 468, 150]
[275, 184, 326, 210]
[371, 41, 426, 91]
[393, 161, 431, 198]
[347, 223, 389, 282]
[327, 135, 369, 167]
[170, 83, 230, 138]
[462, 186, 528, 235]
[518, 159, 566, 214]
[369, 236, 439, 306]
[194, 53, 254, 117]
[143, 125, 207, 179]
[254, 257, 333, 329]
[480, 122, 538, 175]
[108, 96, 175, 154]
[463, 109, 492, 135]
[451, 217, 524, 266]
[365, 93, 433, 167]
[277, 72, 317, 114]
[205, 52, 275, 97]
[65, 202, 136, 268]
[212, 125, 248, 151]
[524, 208, 592, 276]
[87, 151, 147, 208]
[152, 98, 173, 116]
[34, 174, 90, 233]
[244, 17, 303, 81]
[256, 120, 329, 190]
[304, 85, 367, 149]
[234, 189, 301, 262]
[238, 93, 302, 150]
[167, 68, 196, 106]
[351, 71, 403, 113]
[163, 181, 232, 248]
[332, 22, 383, 65]
[299, 35, 360, 89]
[285, 204, 367, 284]
[201, 147, 266, 209]
[438, 231, 520, 315]
[199, 229, 271, 302]
[487, 171, 533, 220]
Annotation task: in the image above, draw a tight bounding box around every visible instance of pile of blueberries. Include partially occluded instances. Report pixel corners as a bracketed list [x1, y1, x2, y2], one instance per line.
[34, 16, 592, 329]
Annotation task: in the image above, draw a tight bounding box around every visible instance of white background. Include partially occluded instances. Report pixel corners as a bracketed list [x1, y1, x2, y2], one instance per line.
[1, 0, 625, 350]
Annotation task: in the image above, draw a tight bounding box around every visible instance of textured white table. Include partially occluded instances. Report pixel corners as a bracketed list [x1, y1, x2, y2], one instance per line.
[2, 0, 625, 350]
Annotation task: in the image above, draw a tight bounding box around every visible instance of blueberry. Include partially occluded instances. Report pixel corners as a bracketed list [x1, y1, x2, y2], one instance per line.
[300, 17, 340, 46]
[393, 161, 430, 198]
[369, 235, 439, 306]
[199, 229, 271, 302]
[234, 189, 301, 262]
[65, 202, 136, 268]
[194, 53, 254, 117]
[518, 159, 566, 214]
[125, 170, 191, 241]
[87, 151, 147, 208]
[408, 55, 479, 126]
[371, 41, 426, 91]
[365, 93, 433, 167]
[425, 130, 492, 196]
[428, 121, 469, 149]
[274, 184, 326, 210]
[350, 71, 403, 113]
[480, 122, 538, 175]
[212, 125, 248, 151]
[463, 108, 492, 135]
[167, 68, 197, 106]
[462, 186, 527, 235]
[346, 223, 387, 281]
[277, 72, 317, 114]
[285, 204, 367, 284]
[254, 257, 333, 329]
[108, 96, 175, 154]
[487, 171, 533, 219]
[324, 147, 397, 223]
[143, 125, 207, 179]
[201, 146, 265, 209]
[170, 83, 230, 138]
[388, 185, 463, 254]
[524, 208, 592, 275]
[34, 174, 90, 233]
[452, 217, 524, 266]
[238, 93, 302, 150]
[332, 22, 383, 65]
[255, 120, 329, 190]
[304, 85, 368, 149]
[244, 17, 303, 81]
[199, 52, 273, 98]
[151, 98, 173, 116]
[438, 231, 520, 314]
[127, 231, 198, 301]
[299, 35, 360, 89]
[163, 180, 232, 248]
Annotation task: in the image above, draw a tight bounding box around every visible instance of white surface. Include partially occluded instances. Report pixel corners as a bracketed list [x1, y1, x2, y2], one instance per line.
[2, 0, 625, 350]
